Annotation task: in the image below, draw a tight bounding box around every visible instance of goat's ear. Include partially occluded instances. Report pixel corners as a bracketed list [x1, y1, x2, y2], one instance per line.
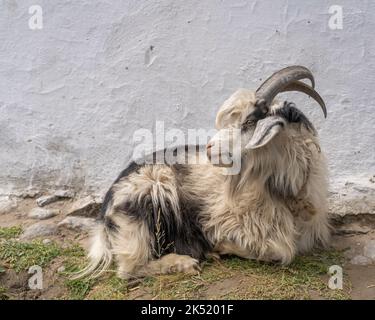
[245, 116, 286, 149]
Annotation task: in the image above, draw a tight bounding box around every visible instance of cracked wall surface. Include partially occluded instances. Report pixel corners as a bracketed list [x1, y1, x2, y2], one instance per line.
[0, 1, 374, 214]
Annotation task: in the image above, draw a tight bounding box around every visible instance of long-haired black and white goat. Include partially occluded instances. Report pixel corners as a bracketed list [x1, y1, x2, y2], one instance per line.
[79, 66, 330, 279]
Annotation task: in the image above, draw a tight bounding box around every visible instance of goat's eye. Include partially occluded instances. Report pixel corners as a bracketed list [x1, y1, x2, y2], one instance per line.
[244, 119, 255, 127]
[241, 119, 255, 131]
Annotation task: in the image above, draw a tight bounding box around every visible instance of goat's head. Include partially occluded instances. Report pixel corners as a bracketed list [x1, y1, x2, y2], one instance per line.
[206, 66, 326, 170]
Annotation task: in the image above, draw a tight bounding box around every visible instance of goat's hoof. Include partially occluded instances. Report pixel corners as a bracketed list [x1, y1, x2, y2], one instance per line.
[166, 254, 201, 275]
[206, 252, 221, 262]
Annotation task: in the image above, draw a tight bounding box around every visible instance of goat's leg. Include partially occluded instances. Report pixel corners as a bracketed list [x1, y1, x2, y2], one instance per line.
[214, 241, 256, 259]
[214, 241, 292, 263]
[133, 253, 201, 277]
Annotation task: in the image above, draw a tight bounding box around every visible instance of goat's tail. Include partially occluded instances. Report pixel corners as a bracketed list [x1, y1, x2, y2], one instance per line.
[71, 222, 113, 279]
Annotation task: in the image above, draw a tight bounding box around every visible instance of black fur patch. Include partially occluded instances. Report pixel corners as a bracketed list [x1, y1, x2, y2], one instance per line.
[274, 102, 316, 134]
[99, 188, 114, 220]
[114, 161, 142, 183]
[170, 188, 212, 260]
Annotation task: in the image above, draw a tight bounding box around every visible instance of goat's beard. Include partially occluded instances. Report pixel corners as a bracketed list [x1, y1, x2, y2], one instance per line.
[224, 174, 242, 203]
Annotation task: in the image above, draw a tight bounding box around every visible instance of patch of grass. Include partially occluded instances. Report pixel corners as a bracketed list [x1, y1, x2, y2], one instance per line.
[0, 226, 351, 300]
[61, 243, 87, 258]
[59, 243, 96, 300]
[0, 237, 98, 299]
[0, 232, 121, 300]
[0, 226, 22, 240]
[0, 240, 61, 272]
[227, 250, 350, 300]
[65, 276, 94, 300]
[86, 275, 128, 300]
[0, 286, 9, 300]
[135, 249, 350, 300]
[59, 243, 130, 300]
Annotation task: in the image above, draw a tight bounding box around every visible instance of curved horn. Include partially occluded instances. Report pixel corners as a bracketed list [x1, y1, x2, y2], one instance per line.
[282, 81, 327, 118]
[255, 66, 325, 115]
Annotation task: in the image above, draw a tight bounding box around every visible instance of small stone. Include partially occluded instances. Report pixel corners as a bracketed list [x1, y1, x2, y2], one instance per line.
[350, 255, 372, 266]
[42, 239, 51, 244]
[20, 223, 57, 240]
[36, 190, 74, 207]
[58, 216, 97, 232]
[36, 195, 60, 207]
[54, 190, 74, 198]
[67, 196, 101, 218]
[0, 197, 17, 214]
[57, 266, 65, 273]
[335, 225, 371, 235]
[364, 240, 375, 260]
[21, 190, 40, 198]
[28, 208, 58, 220]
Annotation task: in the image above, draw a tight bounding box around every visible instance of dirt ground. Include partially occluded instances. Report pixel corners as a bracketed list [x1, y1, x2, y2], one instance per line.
[0, 198, 374, 300]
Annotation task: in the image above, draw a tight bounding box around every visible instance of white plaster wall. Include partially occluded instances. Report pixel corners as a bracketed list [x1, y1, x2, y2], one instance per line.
[0, 1, 374, 205]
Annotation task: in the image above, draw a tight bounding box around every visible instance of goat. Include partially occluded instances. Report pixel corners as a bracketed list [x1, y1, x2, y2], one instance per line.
[79, 66, 330, 279]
